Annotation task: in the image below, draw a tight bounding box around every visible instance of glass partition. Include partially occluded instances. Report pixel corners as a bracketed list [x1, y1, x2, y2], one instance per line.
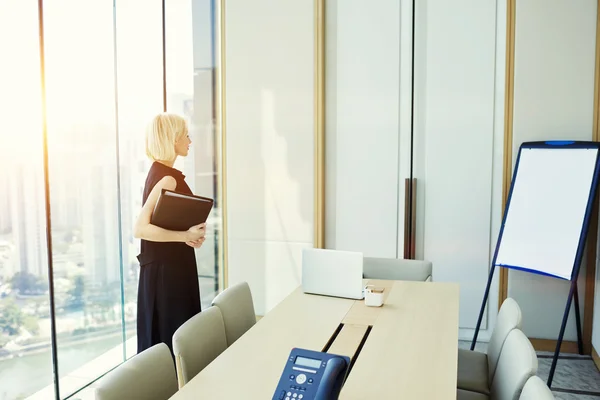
[43, 1, 125, 395]
[114, 0, 164, 346]
[166, 0, 220, 309]
[0, 0, 221, 398]
[0, 2, 53, 399]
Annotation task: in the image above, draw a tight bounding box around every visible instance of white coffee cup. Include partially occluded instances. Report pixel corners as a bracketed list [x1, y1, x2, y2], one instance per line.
[364, 285, 384, 307]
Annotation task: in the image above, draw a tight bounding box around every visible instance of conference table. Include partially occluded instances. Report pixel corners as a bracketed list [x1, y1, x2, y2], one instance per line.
[169, 280, 459, 399]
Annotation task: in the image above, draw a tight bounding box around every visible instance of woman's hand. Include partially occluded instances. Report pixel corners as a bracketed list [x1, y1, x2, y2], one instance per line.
[186, 223, 206, 241]
[133, 175, 209, 244]
[186, 237, 206, 248]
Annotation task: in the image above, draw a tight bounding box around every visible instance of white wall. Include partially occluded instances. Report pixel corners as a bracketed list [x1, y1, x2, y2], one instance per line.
[224, 0, 600, 347]
[225, 0, 314, 315]
[325, 0, 505, 341]
[325, 0, 402, 257]
[413, 0, 501, 333]
[509, 0, 597, 341]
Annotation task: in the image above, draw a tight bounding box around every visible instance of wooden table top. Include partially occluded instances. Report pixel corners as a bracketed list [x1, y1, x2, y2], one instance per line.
[169, 280, 459, 399]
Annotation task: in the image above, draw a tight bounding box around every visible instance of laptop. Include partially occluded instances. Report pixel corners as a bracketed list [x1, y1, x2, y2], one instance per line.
[302, 248, 364, 300]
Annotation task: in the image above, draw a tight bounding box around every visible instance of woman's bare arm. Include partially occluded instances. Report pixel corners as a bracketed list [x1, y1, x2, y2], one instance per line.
[133, 176, 205, 242]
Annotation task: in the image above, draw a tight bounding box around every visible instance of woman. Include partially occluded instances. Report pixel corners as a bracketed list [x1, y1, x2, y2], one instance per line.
[133, 112, 206, 354]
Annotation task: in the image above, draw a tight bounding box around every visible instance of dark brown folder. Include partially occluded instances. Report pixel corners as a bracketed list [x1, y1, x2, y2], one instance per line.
[151, 189, 214, 231]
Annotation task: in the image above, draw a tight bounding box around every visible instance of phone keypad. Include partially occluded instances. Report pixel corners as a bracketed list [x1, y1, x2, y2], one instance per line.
[284, 384, 307, 400]
[284, 392, 304, 400]
[282, 368, 313, 399]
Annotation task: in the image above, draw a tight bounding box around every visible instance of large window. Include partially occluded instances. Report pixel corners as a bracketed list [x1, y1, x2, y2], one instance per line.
[44, 1, 125, 396]
[115, 0, 164, 345]
[0, 2, 53, 399]
[0, 1, 221, 398]
[166, 0, 221, 308]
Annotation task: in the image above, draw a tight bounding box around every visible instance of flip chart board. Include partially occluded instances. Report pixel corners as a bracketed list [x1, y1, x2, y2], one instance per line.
[495, 142, 600, 280]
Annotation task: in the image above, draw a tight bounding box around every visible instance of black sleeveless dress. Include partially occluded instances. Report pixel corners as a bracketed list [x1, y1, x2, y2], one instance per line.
[136, 161, 201, 355]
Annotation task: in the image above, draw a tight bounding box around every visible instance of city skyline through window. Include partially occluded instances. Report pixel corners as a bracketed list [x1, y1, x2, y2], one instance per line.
[0, 1, 221, 399]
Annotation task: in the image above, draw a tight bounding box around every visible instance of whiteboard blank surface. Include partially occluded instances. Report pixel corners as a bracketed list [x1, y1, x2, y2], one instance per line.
[496, 147, 598, 280]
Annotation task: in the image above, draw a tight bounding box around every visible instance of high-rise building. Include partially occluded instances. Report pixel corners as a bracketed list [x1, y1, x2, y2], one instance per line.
[0, 170, 11, 234]
[0, 240, 16, 281]
[81, 162, 120, 285]
[9, 164, 48, 279]
[50, 167, 81, 230]
[118, 146, 133, 276]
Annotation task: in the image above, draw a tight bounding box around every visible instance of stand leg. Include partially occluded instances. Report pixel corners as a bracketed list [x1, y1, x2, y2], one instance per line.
[573, 283, 584, 355]
[547, 279, 578, 387]
[471, 264, 496, 351]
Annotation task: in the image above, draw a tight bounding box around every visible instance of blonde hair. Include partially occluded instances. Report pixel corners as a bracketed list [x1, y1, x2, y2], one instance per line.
[145, 113, 188, 161]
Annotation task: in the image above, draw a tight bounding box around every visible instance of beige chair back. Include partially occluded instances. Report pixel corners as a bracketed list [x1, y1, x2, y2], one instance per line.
[212, 281, 256, 346]
[487, 297, 522, 382]
[519, 376, 554, 399]
[490, 329, 537, 400]
[173, 306, 228, 388]
[95, 343, 177, 400]
[363, 257, 433, 281]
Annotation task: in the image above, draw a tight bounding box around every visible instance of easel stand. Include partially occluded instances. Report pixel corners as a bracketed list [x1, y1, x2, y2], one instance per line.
[469, 140, 600, 389]
[548, 275, 584, 384]
[470, 261, 584, 388]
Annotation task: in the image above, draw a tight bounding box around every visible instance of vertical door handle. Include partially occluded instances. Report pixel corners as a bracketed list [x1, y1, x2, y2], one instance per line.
[404, 178, 417, 259]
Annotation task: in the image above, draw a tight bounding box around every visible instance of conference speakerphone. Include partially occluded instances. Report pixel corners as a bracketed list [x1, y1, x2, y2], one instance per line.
[273, 348, 351, 400]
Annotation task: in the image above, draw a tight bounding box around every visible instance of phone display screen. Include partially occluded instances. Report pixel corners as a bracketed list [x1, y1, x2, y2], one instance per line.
[294, 356, 321, 369]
